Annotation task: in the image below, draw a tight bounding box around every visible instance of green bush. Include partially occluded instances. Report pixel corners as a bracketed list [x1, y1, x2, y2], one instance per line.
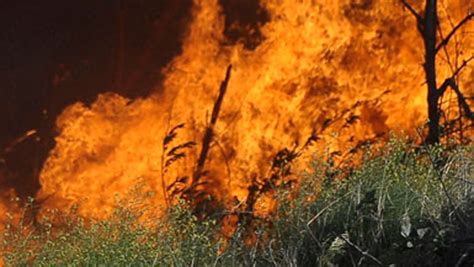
[259, 140, 473, 266]
[2, 140, 473, 266]
[2, 198, 221, 266]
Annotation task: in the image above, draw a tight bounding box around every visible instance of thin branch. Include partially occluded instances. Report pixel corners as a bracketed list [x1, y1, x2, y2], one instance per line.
[401, 0, 423, 24]
[438, 55, 474, 95]
[437, 56, 474, 122]
[436, 22, 456, 74]
[446, 79, 474, 120]
[193, 65, 232, 184]
[307, 192, 350, 226]
[452, 55, 474, 78]
[454, 251, 471, 267]
[436, 12, 474, 53]
[213, 138, 232, 180]
[401, 0, 427, 35]
[339, 234, 383, 266]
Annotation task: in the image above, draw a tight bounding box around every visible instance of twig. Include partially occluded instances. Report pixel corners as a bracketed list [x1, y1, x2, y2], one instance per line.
[438, 78, 474, 120]
[436, 20, 455, 74]
[339, 234, 383, 266]
[304, 193, 353, 250]
[304, 223, 323, 249]
[400, 0, 423, 31]
[439, 55, 474, 84]
[436, 55, 474, 124]
[454, 251, 470, 267]
[307, 192, 350, 226]
[454, 176, 474, 185]
[448, 80, 474, 120]
[268, 239, 279, 266]
[436, 12, 474, 53]
[193, 65, 232, 185]
[213, 138, 232, 181]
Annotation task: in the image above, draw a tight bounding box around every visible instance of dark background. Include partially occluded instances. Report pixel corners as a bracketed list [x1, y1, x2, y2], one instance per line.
[0, 0, 193, 199]
[0, 0, 268, 200]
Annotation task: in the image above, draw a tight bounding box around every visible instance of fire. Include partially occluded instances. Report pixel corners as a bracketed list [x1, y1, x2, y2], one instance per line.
[3, 0, 474, 225]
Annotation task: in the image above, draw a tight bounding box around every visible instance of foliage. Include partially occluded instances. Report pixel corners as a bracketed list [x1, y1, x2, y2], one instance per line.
[2, 140, 473, 266]
[265, 140, 474, 266]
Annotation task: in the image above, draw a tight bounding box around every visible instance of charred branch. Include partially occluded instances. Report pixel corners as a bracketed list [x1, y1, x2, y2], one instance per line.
[451, 55, 473, 79]
[400, 0, 423, 32]
[401, 0, 473, 144]
[193, 65, 233, 185]
[437, 55, 474, 121]
[438, 55, 474, 95]
[436, 11, 474, 53]
[438, 78, 473, 121]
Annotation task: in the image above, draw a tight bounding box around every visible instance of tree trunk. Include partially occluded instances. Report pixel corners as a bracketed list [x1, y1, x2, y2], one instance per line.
[423, 0, 440, 144]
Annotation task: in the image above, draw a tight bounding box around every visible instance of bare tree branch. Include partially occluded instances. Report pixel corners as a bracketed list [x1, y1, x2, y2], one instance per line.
[453, 55, 474, 78]
[401, 0, 425, 33]
[438, 56, 473, 94]
[436, 12, 474, 53]
[447, 80, 473, 120]
[436, 22, 456, 73]
[401, 0, 423, 22]
[438, 78, 474, 120]
[439, 55, 474, 94]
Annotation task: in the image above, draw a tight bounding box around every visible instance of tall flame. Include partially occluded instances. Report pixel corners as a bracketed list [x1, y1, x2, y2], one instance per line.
[11, 0, 474, 220]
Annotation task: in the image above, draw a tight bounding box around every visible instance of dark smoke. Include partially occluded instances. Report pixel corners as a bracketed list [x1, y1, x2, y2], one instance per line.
[219, 0, 269, 50]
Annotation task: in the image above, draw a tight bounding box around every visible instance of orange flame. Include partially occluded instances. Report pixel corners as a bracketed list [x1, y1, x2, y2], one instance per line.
[4, 0, 473, 224]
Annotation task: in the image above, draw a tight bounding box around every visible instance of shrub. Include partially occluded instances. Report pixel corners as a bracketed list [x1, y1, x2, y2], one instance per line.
[2, 140, 473, 266]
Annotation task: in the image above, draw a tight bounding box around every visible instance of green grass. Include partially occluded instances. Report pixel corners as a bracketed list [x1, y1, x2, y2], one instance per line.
[2, 140, 473, 266]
